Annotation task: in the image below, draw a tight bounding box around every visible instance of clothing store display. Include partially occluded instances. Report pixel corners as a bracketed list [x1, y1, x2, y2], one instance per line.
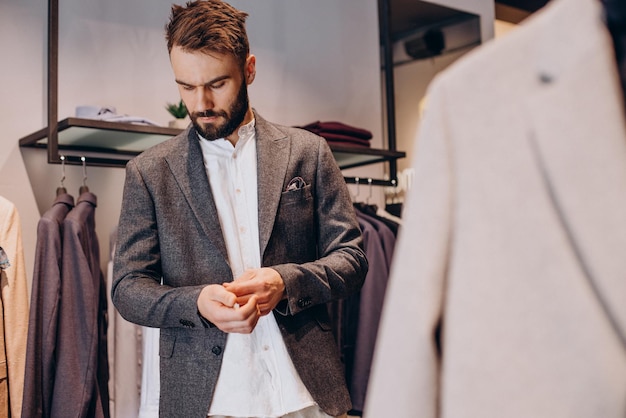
[365, 0, 626, 417]
[355, 203, 399, 237]
[375, 207, 402, 227]
[22, 193, 74, 417]
[50, 192, 110, 418]
[0, 195, 29, 418]
[331, 203, 398, 415]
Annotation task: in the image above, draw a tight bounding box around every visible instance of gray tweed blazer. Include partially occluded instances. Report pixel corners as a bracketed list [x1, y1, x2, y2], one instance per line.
[112, 111, 368, 418]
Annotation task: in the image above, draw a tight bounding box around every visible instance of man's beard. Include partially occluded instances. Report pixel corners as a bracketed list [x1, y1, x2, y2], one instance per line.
[191, 80, 249, 141]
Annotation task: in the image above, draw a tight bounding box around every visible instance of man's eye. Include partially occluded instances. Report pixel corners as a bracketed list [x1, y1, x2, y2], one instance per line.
[182, 85, 195, 91]
[212, 81, 226, 89]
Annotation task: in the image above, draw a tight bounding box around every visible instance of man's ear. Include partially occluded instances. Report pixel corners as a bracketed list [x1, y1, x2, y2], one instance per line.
[245, 54, 256, 85]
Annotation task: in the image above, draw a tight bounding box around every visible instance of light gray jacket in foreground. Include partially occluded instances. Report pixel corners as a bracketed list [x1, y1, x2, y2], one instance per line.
[365, 0, 626, 416]
[112, 112, 367, 418]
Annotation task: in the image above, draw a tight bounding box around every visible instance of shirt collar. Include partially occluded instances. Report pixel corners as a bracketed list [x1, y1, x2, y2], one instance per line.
[197, 118, 256, 148]
[237, 117, 256, 141]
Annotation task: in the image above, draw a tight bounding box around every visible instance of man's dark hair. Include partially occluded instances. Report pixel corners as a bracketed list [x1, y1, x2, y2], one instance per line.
[165, 0, 250, 65]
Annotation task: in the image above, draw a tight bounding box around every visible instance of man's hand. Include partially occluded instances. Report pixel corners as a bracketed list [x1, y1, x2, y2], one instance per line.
[223, 268, 286, 316]
[197, 284, 260, 333]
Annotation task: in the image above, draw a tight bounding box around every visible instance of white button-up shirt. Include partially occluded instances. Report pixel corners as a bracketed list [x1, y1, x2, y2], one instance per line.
[199, 119, 318, 417]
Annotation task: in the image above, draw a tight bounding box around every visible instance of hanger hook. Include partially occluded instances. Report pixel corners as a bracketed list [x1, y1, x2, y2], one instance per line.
[81, 156, 88, 187]
[366, 178, 373, 204]
[60, 155, 66, 188]
[355, 177, 360, 199]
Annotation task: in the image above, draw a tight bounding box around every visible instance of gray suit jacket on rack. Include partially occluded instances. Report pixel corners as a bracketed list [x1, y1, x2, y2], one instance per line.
[112, 111, 368, 418]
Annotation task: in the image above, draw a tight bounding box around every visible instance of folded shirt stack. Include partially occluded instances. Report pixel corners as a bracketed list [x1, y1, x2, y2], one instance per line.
[298, 121, 372, 148]
[76, 106, 160, 127]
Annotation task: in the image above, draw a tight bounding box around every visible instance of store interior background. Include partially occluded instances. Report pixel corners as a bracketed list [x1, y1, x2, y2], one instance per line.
[0, 0, 538, 294]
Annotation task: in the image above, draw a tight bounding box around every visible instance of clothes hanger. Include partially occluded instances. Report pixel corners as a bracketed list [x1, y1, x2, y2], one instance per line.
[365, 178, 373, 206]
[56, 155, 67, 196]
[79, 156, 89, 195]
[351, 177, 361, 203]
[352, 178, 380, 216]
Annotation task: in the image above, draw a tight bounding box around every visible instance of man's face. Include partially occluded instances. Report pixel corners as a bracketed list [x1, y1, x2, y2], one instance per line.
[170, 46, 256, 142]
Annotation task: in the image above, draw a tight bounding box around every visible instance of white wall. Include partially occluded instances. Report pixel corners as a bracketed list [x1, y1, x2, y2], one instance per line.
[0, 0, 384, 293]
[0, 1, 48, 294]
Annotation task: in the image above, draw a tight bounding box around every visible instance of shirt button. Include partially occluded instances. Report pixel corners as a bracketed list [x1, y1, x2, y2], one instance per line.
[211, 346, 222, 356]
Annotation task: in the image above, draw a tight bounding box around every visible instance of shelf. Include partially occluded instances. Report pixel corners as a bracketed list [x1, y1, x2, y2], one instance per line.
[19, 117, 405, 170]
[330, 145, 405, 170]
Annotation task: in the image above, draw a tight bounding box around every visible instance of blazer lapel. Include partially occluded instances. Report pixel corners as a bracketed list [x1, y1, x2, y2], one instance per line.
[524, 0, 626, 347]
[254, 113, 290, 258]
[165, 129, 229, 261]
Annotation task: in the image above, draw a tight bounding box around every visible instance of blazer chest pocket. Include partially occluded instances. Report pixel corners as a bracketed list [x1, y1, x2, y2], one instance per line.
[277, 184, 314, 239]
[280, 184, 312, 207]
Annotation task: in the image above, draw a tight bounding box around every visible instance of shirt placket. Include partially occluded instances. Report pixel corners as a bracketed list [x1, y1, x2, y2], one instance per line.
[233, 139, 281, 402]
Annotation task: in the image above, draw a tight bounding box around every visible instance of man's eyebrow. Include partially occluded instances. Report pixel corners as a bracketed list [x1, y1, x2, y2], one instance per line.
[175, 75, 230, 87]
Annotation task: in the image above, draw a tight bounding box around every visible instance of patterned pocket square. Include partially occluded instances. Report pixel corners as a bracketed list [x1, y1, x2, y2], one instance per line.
[286, 176, 306, 191]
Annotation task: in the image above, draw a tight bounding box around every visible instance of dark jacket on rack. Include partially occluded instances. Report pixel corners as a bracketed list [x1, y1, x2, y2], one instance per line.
[50, 192, 109, 418]
[22, 193, 74, 418]
[345, 207, 397, 413]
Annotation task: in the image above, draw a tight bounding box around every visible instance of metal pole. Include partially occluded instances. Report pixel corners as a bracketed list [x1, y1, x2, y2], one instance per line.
[48, 0, 59, 164]
[379, 0, 398, 183]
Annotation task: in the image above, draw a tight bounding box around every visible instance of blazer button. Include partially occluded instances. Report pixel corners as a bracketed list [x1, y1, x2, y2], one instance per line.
[297, 297, 312, 308]
[211, 346, 222, 356]
[179, 319, 195, 328]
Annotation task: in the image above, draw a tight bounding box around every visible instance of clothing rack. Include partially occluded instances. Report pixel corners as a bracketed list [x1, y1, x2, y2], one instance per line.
[344, 176, 396, 188]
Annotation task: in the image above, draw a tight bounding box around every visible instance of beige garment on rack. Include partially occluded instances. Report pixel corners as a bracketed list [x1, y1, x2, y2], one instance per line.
[0, 196, 29, 418]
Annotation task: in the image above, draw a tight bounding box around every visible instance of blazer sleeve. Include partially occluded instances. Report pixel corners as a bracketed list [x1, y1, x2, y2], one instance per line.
[111, 159, 207, 330]
[270, 136, 369, 316]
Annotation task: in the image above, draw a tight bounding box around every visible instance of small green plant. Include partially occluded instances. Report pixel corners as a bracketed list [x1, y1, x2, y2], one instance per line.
[165, 99, 188, 119]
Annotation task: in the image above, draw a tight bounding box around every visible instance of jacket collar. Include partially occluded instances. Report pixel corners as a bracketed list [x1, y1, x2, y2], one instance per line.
[164, 110, 291, 264]
[254, 110, 290, 259]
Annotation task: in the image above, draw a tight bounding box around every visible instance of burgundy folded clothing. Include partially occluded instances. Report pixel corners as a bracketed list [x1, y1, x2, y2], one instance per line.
[300, 121, 373, 140]
[319, 133, 372, 147]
